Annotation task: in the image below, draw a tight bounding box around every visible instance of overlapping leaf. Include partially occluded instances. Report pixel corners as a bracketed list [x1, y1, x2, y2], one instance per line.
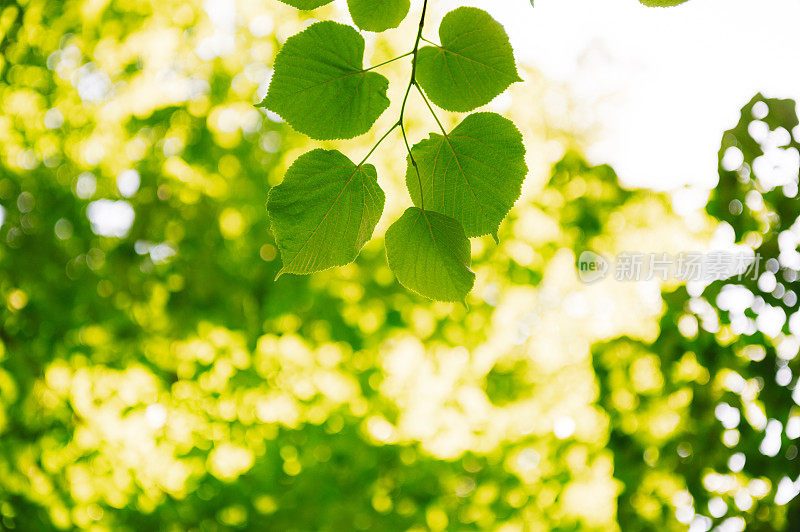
[278, 0, 333, 9]
[348, 0, 410, 32]
[406, 112, 527, 238]
[259, 21, 390, 140]
[385, 208, 475, 302]
[268, 149, 385, 277]
[416, 7, 521, 113]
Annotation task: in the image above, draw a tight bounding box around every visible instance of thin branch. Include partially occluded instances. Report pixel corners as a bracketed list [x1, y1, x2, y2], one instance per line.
[352, 1, 431, 209]
[399, 0, 429, 211]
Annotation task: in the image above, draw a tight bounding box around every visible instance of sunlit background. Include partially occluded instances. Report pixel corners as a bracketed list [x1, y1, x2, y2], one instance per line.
[1, 0, 800, 530]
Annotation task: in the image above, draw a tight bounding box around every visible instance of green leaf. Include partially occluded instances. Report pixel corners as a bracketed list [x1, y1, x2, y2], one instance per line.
[406, 112, 527, 238]
[639, 0, 689, 5]
[348, 0, 410, 32]
[278, 0, 334, 9]
[268, 149, 385, 277]
[385, 208, 475, 302]
[259, 21, 390, 140]
[416, 7, 521, 113]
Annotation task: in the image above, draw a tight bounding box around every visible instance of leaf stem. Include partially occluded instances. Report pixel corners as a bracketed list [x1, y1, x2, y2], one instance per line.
[362, 51, 414, 72]
[414, 83, 447, 137]
[399, 0, 429, 211]
[358, 122, 400, 167]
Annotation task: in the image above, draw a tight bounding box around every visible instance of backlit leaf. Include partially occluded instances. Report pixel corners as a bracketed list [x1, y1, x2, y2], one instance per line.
[385, 207, 475, 302]
[348, 0, 410, 32]
[416, 7, 521, 113]
[259, 21, 390, 140]
[268, 149, 385, 277]
[406, 112, 527, 238]
[639, 0, 690, 5]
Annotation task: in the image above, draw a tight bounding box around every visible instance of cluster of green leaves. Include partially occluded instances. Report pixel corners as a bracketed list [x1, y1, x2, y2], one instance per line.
[263, 1, 527, 302]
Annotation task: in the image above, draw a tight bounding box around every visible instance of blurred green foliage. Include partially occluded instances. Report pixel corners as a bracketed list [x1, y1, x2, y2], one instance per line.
[0, 1, 798, 531]
[595, 93, 800, 531]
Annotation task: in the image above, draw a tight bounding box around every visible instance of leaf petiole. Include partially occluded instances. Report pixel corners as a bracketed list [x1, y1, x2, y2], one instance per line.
[399, 121, 423, 210]
[358, 122, 400, 167]
[362, 51, 414, 72]
[414, 83, 447, 138]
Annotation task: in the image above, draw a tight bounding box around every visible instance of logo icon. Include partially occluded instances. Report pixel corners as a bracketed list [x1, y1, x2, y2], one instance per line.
[577, 251, 610, 284]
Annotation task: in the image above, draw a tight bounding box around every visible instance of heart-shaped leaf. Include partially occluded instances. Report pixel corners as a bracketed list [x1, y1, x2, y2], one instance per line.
[268, 149, 385, 277]
[348, 0, 410, 32]
[259, 21, 390, 140]
[385, 208, 475, 302]
[406, 112, 527, 239]
[416, 7, 521, 113]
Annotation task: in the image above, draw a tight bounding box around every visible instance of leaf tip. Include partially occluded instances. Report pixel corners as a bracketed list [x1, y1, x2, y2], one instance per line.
[274, 269, 287, 281]
[491, 232, 500, 245]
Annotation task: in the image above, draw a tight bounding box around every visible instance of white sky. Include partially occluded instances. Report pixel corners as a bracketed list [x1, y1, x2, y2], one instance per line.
[436, 0, 800, 190]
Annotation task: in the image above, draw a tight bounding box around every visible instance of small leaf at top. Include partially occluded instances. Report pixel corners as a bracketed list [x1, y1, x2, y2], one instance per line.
[348, 0, 410, 32]
[406, 112, 527, 238]
[385, 208, 475, 302]
[259, 21, 390, 140]
[268, 149, 385, 277]
[416, 7, 521, 113]
[278, 0, 333, 9]
[639, 0, 689, 5]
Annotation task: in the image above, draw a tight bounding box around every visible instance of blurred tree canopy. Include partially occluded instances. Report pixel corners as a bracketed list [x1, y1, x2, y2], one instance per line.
[0, 1, 799, 531]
